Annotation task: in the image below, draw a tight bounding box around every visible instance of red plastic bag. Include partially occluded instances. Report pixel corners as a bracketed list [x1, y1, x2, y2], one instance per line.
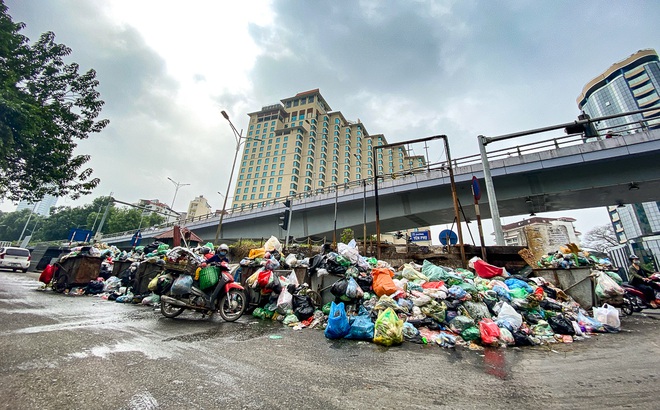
[257, 270, 272, 288]
[39, 265, 55, 284]
[422, 281, 445, 289]
[479, 318, 501, 345]
[372, 268, 397, 297]
[470, 257, 506, 279]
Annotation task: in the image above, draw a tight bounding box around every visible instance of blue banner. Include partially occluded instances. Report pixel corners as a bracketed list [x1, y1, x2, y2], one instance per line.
[410, 231, 430, 241]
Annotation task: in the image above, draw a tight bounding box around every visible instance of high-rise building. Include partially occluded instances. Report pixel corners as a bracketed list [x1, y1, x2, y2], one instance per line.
[232, 89, 425, 210]
[577, 48, 660, 134]
[16, 194, 58, 217]
[578, 49, 660, 266]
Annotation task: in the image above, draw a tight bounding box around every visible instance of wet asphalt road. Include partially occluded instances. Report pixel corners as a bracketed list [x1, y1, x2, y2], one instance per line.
[0, 269, 659, 410]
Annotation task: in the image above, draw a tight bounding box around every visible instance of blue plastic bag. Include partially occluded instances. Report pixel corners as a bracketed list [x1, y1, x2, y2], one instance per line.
[171, 274, 193, 295]
[325, 302, 351, 339]
[448, 285, 467, 300]
[345, 314, 375, 340]
[504, 278, 533, 293]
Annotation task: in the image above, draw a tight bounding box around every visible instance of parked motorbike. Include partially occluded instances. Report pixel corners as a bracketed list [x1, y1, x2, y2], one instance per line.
[622, 281, 660, 313]
[160, 262, 247, 321]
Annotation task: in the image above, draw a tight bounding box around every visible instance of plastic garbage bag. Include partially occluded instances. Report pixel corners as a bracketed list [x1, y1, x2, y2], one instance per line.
[171, 275, 193, 295]
[420, 300, 447, 323]
[505, 278, 533, 293]
[468, 256, 507, 279]
[449, 315, 475, 333]
[548, 314, 576, 335]
[346, 277, 364, 299]
[372, 268, 397, 297]
[331, 278, 350, 298]
[593, 304, 621, 329]
[401, 263, 428, 282]
[373, 307, 404, 346]
[498, 327, 515, 345]
[264, 236, 282, 253]
[277, 287, 293, 314]
[345, 314, 375, 340]
[595, 272, 624, 298]
[421, 260, 449, 282]
[325, 302, 351, 339]
[496, 302, 523, 330]
[448, 285, 468, 300]
[479, 318, 501, 345]
[463, 301, 491, 321]
[461, 326, 481, 342]
[402, 321, 419, 338]
[293, 294, 315, 321]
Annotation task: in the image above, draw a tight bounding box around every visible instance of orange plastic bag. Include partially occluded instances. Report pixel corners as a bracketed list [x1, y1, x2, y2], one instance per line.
[248, 248, 266, 259]
[372, 268, 397, 297]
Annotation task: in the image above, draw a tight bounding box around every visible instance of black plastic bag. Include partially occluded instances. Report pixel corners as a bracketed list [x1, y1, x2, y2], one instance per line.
[331, 278, 349, 298]
[512, 330, 534, 346]
[548, 315, 575, 335]
[540, 299, 562, 311]
[293, 294, 315, 320]
[326, 259, 347, 276]
[356, 274, 373, 292]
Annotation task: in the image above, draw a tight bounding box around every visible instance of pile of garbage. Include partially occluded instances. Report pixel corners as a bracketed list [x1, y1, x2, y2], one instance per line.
[248, 241, 622, 349]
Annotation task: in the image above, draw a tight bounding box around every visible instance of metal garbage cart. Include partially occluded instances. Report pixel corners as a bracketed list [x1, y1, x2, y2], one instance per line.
[52, 255, 103, 293]
[133, 261, 164, 294]
[112, 260, 134, 278]
[529, 267, 596, 310]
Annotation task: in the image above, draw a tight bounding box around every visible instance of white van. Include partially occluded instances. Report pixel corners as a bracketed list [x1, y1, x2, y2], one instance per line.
[0, 247, 31, 272]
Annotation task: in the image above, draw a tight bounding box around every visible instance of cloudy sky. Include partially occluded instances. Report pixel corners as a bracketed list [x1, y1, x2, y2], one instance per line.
[2, 0, 659, 244]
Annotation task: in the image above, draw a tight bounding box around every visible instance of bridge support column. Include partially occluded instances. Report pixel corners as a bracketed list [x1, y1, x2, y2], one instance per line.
[479, 135, 505, 246]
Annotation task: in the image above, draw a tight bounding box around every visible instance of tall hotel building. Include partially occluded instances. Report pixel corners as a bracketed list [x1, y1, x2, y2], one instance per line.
[231, 89, 425, 210]
[578, 49, 660, 266]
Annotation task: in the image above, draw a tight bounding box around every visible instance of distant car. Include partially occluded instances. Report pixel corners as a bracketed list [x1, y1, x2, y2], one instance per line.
[0, 247, 31, 273]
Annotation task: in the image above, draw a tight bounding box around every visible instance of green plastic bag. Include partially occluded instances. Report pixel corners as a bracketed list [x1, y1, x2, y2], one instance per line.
[461, 326, 481, 342]
[509, 287, 529, 299]
[420, 300, 447, 323]
[157, 243, 170, 252]
[322, 302, 332, 315]
[373, 307, 404, 346]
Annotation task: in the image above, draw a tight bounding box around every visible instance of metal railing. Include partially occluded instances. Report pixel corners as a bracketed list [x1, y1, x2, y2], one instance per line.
[99, 111, 658, 242]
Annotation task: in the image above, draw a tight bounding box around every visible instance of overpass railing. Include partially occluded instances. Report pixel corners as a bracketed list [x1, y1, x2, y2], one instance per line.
[100, 113, 657, 242]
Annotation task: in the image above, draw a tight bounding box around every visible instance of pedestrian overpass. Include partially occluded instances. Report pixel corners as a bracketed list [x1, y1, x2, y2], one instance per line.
[101, 127, 660, 248]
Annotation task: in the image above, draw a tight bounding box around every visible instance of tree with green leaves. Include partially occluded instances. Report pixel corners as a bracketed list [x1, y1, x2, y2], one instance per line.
[0, 1, 108, 203]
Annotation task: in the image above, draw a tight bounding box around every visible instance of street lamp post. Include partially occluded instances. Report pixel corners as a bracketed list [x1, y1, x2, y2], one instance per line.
[167, 177, 190, 211]
[215, 110, 244, 245]
[353, 153, 367, 255]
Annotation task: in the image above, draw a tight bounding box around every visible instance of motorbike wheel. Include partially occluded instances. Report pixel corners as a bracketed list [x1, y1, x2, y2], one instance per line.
[631, 295, 645, 312]
[621, 296, 634, 316]
[161, 300, 185, 318]
[218, 289, 247, 322]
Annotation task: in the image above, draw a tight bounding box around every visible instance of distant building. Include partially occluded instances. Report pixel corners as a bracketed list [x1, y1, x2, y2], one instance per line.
[577, 48, 660, 135]
[501, 217, 580, 258]
[233, 89, 426, 210]
[187, 195, 213, 220]
[607, 203, 660, 267]
[137, 199, 178, 221]
[16, 194, 58, 216]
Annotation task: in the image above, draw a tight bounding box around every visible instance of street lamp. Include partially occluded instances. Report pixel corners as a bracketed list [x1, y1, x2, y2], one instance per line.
[215, 110, 244, 244]
[167, 177, 190, 210]
[353, 153, 367, 255]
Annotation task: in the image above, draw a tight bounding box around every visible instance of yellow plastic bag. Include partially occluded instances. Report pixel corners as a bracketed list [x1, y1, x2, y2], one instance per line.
[248, 248, 266, 259]
[373, 307, 404, 346]
[147, 274, 161, 291]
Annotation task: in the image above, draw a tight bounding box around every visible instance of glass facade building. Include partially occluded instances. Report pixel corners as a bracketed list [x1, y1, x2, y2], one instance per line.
[577, 49, 660, 135]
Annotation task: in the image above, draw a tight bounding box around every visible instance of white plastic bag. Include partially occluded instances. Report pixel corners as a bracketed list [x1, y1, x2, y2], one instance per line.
[264, 236, 282, 253]
[593, 303, 620, 329]
[277, 287, 293, 314]
[285, 254, 298, 267]
[595, 271, 624, 298]
[496, 302, 523, 330]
